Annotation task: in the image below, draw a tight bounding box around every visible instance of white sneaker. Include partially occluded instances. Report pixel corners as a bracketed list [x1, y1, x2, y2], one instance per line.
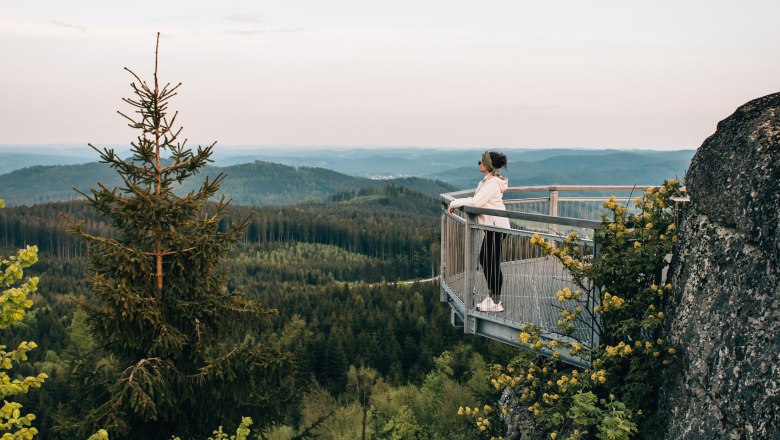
[482, 301, 504, 313]
[477, 296, 494, 311]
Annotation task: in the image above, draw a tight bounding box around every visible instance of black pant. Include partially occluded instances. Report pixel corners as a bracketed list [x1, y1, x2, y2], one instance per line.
[479, 231, 504, 302]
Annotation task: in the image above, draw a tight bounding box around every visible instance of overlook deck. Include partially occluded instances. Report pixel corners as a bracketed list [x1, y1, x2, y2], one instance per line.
[440, 185, 652, 368]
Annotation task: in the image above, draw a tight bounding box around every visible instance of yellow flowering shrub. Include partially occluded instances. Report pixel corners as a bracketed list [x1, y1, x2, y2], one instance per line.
[0, 199, 47, 440]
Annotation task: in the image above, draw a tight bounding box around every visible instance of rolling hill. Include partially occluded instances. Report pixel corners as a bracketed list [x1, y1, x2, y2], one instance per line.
[0, 160, 456, 206]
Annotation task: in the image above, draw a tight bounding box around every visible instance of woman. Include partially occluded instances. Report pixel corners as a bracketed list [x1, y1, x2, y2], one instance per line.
[447, 151, 509, 312]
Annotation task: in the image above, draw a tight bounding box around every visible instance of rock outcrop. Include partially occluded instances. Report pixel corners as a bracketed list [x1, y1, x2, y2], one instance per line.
[660, 92, 780, 439]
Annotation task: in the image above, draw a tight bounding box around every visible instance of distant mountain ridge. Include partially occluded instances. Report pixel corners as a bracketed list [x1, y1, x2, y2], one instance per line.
[0, 160, 455, 206]
[0, 152, 93, 175]
[0, 148, 694, 206]
[430, 151, 692, 189]
[212, 147, 694, 180]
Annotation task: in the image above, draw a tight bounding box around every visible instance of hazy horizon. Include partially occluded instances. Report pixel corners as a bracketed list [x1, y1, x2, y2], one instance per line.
[0, 143, 698, 153]
[2, 1, 778, 150]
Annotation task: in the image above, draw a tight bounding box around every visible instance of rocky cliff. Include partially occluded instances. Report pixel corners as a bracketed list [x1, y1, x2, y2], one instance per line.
[660, 92, 780, 439]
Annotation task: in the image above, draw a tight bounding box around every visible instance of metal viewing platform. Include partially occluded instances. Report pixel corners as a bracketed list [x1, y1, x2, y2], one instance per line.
[440, 185, 653, 368]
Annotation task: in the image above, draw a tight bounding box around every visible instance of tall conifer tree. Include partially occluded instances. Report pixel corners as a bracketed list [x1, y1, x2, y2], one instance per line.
[65, 34, 297, 439]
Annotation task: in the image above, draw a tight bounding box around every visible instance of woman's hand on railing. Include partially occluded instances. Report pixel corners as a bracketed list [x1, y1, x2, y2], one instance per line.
[447, 204, 456, 215]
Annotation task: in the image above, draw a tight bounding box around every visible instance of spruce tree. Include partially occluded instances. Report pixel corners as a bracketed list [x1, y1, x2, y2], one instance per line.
[65, 34, 297, 439]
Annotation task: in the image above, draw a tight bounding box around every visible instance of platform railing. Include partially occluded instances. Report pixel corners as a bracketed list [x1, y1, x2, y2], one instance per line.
[440, 185, 652, 368]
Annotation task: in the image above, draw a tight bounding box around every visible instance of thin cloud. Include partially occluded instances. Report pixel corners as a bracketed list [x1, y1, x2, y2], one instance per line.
[270, 28, 303, 33]
[222, 12, 262, 23]
[225, 29, 266, 35]
[224, 28, 303, 36]
[49, 20, 86, 32]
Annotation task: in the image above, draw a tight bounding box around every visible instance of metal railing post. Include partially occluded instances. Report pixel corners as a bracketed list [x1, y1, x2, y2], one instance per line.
[590, 232, 601, 362]
[463, 212, 478, 334]
[440, 208, 448, 302]
[549, 188, 560, 243]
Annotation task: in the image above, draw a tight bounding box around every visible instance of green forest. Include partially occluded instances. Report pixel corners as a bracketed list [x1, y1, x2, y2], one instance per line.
[0, 183, 515, 439]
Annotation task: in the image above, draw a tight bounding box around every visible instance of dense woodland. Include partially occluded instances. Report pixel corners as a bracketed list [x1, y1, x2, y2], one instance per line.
[1, 184, 513, 438]
[1, 184, 440, 278]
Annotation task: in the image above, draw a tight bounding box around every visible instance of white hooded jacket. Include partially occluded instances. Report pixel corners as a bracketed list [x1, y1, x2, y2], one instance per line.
[449, 174, 511, 229]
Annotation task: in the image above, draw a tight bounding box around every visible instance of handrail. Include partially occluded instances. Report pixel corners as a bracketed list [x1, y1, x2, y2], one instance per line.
[440, 184, 658, 204]
[460, 206, 603, 230]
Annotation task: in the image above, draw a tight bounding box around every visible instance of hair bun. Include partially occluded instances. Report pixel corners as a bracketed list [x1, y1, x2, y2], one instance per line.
[489, 151, 507, 169]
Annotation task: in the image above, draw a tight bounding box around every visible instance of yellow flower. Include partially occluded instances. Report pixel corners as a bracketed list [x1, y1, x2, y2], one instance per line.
[668, 348, 677, 355]
[645, 223, 653, 229]
[657, 338, 664, 345]
[458, 407, 464, 416]
[519, 332, 531, 343]
[634, 241, 641, 248]
[645, 341, 653, 349]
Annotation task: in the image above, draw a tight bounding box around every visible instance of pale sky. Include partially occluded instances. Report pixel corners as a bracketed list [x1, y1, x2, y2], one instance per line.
[1, 1, 778, 150]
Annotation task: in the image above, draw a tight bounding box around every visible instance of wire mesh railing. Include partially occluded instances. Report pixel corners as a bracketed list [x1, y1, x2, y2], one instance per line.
[439, 185, 652, 367]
